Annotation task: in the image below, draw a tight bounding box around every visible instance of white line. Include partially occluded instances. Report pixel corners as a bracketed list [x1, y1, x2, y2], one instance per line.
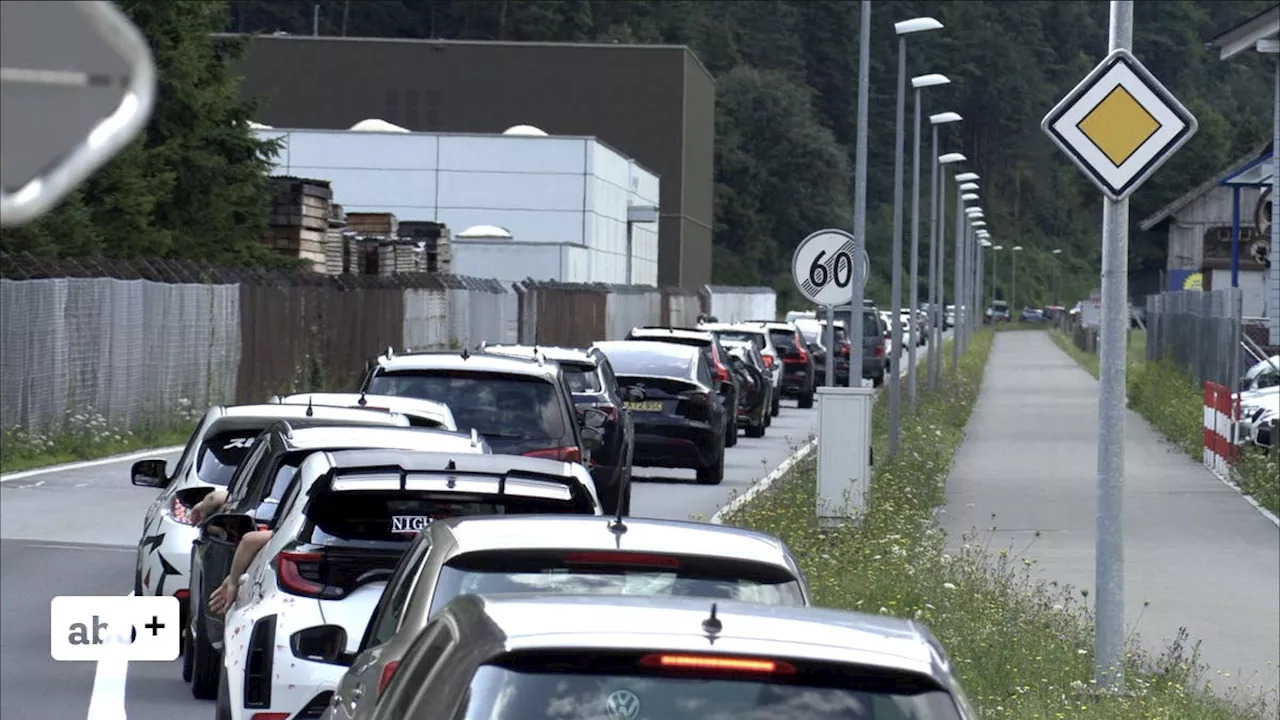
[710, 438, 818, 524]
[86, 592, 132, 720]
[0, 446, 183, 483]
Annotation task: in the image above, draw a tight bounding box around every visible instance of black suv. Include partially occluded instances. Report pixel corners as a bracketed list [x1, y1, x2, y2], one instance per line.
[185, 423, 490, 699]
[359, 348, 606, 463]
[623, 326, 741, 447]
[482, 344, 636, 516]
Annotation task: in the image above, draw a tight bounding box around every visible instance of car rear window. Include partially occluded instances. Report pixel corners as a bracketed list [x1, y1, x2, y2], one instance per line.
[364, 371, 567, 443]
[713, 331, 765, 350]
[428, 550, 806, 617]
[456, 658, 964, 720]
[303, 491, 584, 544]
[195, 429, 264, 486]
[601, 347, 695, 380]
[630, 333, 710, 350]
[768, 329, 798, 352]
[561, 363, 603, 393]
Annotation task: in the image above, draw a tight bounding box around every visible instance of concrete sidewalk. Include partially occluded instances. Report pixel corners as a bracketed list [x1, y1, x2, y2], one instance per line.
[942, 331, 1279, 702]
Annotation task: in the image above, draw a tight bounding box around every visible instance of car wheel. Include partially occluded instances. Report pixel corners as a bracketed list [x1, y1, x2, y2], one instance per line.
[798, 391, 814, 409]
[872, 373, 885, 388]
[746, 417, 765, 438]
[771, 393, 781, 417]
[696, 443, 725, 485]
[189, 596, 221, 699]
[215, 665, 233, 720]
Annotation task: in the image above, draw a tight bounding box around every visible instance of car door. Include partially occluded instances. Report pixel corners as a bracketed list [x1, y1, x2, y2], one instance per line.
[333, 535, 433, 719]
[595, 355, 634, 470]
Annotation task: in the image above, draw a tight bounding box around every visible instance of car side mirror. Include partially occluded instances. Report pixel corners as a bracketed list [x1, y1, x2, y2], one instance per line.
[131, 459, 168, 488]
[200, 512, 257, 542]
[581, 426, 604, 452]
[290, 624, 354, 666]
[581, 407, 609, 430]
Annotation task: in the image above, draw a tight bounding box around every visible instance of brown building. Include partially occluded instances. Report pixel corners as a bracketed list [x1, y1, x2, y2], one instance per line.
[219, 34, 716, 289]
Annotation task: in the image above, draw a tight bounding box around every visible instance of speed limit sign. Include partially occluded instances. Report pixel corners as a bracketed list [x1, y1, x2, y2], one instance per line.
[792, 229, 868, 305]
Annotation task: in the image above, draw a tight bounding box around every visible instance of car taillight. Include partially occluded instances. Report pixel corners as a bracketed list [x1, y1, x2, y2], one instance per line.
[839, 342, 850, 357]
[378, 660, 400, 694]
[762, 354, 775, 368]
[523, 446, 582, 463]
[638, 653, 796, 675]
[795, 338, 809, 363]
[249, 714, 290, 720]
[563, 551, 680, 569]
[169, 495, 195, 525]
[874, 345, 885, 358]
[276, 551, 327, 598]
[715, 363, 730, 383]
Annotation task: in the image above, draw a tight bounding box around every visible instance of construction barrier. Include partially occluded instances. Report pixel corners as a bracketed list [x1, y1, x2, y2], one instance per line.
[1201, 381, 1239, 478]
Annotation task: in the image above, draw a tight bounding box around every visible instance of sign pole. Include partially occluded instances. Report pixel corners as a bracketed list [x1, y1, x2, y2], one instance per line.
[1093, 0, 1132, 691]
[824, 304, 836, 386]
[849, 0, 871, 389]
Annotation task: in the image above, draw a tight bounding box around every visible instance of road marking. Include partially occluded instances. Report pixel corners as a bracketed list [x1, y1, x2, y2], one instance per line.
[86, 591, 132, 720]
[711, 438, 817, 525]
[0, 446, 183, 483]
[8, 540, 136, 553]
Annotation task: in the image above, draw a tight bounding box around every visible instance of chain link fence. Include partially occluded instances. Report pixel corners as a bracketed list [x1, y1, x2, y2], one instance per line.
[1145, 287, 1245, 388]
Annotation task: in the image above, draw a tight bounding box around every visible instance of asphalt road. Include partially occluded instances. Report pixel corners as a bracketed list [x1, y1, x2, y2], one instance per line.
[0, 334, 938, 720]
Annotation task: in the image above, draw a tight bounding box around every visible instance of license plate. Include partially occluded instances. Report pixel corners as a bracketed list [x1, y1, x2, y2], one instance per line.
[624, 400, 664, 413]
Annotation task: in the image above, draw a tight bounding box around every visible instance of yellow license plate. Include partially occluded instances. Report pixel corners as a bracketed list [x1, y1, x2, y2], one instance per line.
[625, 400, 664, 413]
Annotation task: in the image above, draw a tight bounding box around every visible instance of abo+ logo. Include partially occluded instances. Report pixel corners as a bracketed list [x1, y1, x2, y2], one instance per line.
[50, 595, 180, 662]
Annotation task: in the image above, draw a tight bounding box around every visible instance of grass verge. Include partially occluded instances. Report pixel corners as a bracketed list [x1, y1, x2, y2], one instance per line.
[1, 404, 198, 474]
[722, 329, 1270, 719]
[1049, 329, 1279, 516]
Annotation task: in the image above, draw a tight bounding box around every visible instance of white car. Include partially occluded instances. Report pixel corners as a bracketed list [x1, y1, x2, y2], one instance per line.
[697, 322, 784, 415]
[130, 404, 413, 610]
[268, 393, 457, 431]
[216, 449, 603, 720]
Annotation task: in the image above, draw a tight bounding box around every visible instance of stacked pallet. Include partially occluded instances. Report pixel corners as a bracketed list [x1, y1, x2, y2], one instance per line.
[399, 221, 453, 274]
[264, 177, 331, 272]
[324, 203, 348, 276]
[346, 212, 398, 239]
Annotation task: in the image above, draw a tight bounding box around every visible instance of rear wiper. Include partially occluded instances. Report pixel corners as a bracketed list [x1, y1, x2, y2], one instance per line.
[481, 432, 531, 440]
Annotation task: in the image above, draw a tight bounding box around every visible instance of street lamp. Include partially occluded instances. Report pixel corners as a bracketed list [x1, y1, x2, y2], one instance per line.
[955, 171, 980, 354]
[888, 15, 944, 455]
[961, 206, 983, 348]
[991, 245, 1004, 318]
[1051, 248, 1064, 306]
[1011, 245, 1024, 317]
[928, 117, 962, 390]
[906, 74, 950, 413]
[935, 153, 966, 386]
[977, 230, 991, 331]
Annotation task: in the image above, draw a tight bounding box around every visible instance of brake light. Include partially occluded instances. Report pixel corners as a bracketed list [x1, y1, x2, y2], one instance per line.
[378, 660, 400, 694]
[250, 714, 290, 720]
[638, 653, 796, 675]
[563, 551, 680, 569]
[839, 342, 851, 357]
[169, 495, 195, 525]
[715, 363, 730, 383]
[762, 354, 775, 369]
[276, 551, 326, 597]
[175, 589, 189, 602]
[795, 336, 809, 364]
[523, 446, 582, 463]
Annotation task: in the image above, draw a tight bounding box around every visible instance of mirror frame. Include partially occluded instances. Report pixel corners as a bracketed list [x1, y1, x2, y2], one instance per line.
[130, 458, 168, 488]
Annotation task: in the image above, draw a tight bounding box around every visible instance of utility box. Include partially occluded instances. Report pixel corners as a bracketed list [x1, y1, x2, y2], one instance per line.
[816, 386, 875, 527]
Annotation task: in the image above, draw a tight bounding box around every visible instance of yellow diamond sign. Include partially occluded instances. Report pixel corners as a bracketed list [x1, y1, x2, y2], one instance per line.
[1042, 49, 1197, 201]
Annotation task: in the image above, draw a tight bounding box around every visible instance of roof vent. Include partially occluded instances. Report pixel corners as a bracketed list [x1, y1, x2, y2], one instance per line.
[248, 121, 273, 130]
[502, 124, 549, 137]
[349, 118, 410, 133]
[457, 225, 514, 240]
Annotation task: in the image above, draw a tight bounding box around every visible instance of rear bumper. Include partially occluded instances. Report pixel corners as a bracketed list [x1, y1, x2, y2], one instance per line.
[632, 423, 719, 469]
[780, 363, 814, 395]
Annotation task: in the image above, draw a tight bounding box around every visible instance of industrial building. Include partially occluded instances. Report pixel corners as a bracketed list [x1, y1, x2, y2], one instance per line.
[222, 34, 715, 289]
[257, 122, 661, 285]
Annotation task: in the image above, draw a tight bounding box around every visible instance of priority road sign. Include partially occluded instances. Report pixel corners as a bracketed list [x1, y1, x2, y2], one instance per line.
[792, 229, 870, 306]
[1, 1, 157, 227]
[1042, 48, 1197, 202]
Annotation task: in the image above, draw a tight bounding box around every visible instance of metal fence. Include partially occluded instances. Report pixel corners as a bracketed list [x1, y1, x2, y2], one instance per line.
[703, 285, 778, 323]
[0, 255, 734, 434]
[1145, 288, 1244, 388]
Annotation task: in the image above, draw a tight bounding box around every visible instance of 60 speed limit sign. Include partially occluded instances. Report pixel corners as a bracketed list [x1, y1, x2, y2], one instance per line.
[792, 228, 868, 305]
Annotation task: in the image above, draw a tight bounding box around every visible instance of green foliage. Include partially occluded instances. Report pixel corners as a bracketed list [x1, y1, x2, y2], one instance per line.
[0, 0, 287, 268]
[0, 403, 202, 474]
[722, 330, 1268, 718]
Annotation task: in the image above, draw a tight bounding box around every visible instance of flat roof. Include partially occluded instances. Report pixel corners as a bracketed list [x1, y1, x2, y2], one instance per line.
[1209, 6, 1279, 60]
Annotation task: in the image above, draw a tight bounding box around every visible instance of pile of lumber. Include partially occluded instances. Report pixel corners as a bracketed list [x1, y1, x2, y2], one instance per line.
[263, 177, 331, 272]
[324, 203, 348, 275]
[399, 221, 453, 274]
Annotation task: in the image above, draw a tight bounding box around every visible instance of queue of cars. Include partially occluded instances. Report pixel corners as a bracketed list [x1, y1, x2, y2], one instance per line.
[129, 325, 977, 720]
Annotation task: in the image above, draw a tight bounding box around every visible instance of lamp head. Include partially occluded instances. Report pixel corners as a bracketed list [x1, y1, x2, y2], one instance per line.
[971, 220, 987, 228]
[959, 182, 979, 192]
[912, 73, 951, 89]
[961, 193, 980, 202]
[930, 112, 962, 125]
[1012, 245, 1024, 251]
[938, 152, 966, 164]
[980, 239, 992, 247]
[1052, 248, 1063, 255]
[895, 17, 944, 35]
[955, 172, 979, 182]
[993, 245, 1004, 251]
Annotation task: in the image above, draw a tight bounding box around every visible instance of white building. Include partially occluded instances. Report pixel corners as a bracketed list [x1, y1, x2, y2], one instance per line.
[255, 123, 661, 285]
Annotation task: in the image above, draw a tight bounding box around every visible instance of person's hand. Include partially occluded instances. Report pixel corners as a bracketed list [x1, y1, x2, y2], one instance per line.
[208, 576, 239, 615]
[190, 491, 226, 524]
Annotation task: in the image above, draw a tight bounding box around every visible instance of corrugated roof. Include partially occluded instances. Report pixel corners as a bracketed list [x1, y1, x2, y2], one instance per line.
[1138, 140, 1272, 232]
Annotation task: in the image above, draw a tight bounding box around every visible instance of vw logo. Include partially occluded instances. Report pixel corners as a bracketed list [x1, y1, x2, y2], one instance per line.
[605, 689, 642, 720]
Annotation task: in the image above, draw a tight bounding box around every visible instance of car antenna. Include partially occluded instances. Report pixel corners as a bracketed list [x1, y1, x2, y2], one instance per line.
[445, 458, 457, 471]
[702, 602, 723, 637]
[607, 503, 627, 536]
[460, 347, 471, 360]
[357, 391, 368, 407]
[305, 395, 314, 417]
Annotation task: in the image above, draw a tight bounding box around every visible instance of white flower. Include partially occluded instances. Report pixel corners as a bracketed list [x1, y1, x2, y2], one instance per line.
[943, 582, 957, 590]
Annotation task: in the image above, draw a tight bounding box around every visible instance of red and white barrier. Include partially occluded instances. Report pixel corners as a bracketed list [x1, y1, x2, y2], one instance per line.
[1202, 382, 1239, 478]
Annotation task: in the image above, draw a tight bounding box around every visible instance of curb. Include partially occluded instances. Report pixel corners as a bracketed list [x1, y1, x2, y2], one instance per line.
[0, 446, 185, 483]
[710, 438, 818, 524]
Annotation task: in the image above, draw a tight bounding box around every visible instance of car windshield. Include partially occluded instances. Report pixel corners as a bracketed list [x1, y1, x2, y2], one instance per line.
[562, 363, 603, 393]
[428, 551, 806, 617]
[195, 428, 265, 486]
[365, 370, 567, 443]
[602, 348, 695, 379]
[457, 660, 964, 720]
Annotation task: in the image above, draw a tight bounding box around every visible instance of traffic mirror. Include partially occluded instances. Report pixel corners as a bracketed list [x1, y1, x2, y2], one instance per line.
[0, 1, 156, 227]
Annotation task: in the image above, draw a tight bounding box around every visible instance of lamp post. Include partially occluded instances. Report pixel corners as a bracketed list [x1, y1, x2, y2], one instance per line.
[928, 121, 962, 390]
[961, 199, 981, 357]
[907, 74, 950, 412]
[978, 235, 991, 325]
[958, 180, 980, 343]
[936, 153, 966, 385]
[1011, 245, 1024, 318]
[953, 172, 979, 366]
[970, 221, 988, 339]
[991, 245, 1004, 321]
[1051, 248, 1063, 307]
[963, 207, 983, 351]
[848, 0, 871, 390]
[888, 16, 944, 455]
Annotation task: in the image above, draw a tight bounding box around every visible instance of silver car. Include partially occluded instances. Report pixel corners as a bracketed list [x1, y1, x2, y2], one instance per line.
[368, 594, 979, 720]
[323, 515, 811, 720]
[268, 392, 458, 430]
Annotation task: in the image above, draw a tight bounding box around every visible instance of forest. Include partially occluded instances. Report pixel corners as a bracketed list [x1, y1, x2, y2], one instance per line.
[3, 0, 1275, 310]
